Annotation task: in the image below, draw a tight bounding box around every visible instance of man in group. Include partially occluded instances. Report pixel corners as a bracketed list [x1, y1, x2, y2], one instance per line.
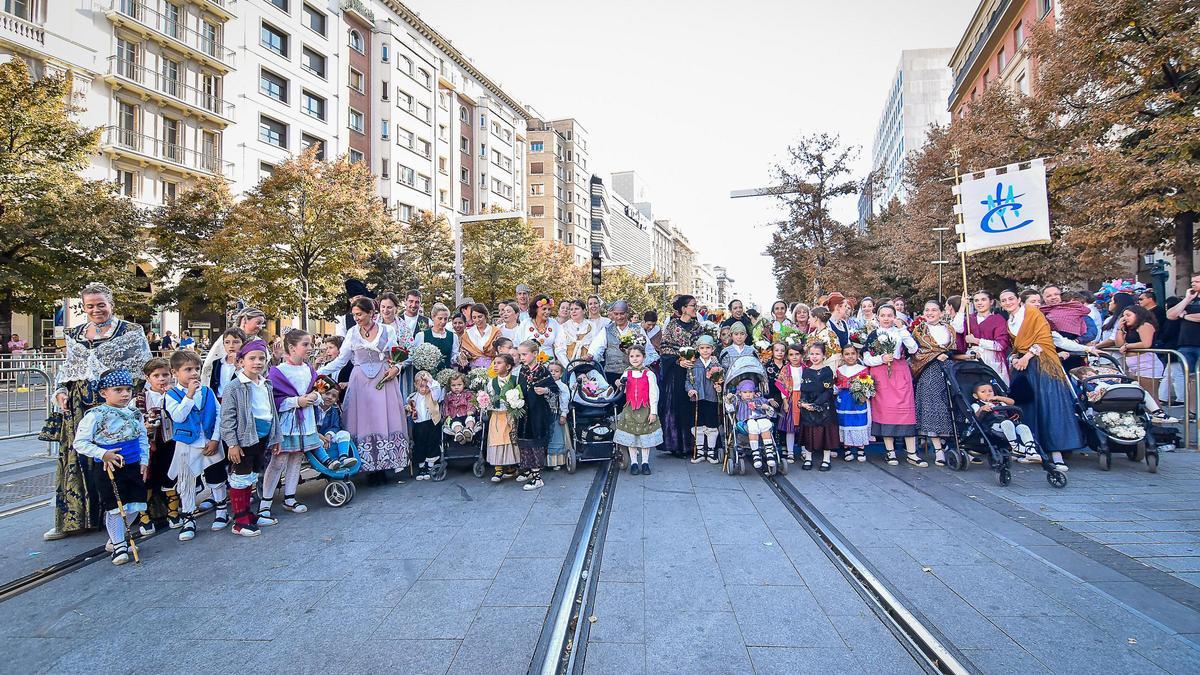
[1140, 290, 1168, 333]
[1167, 276, 1200, 420]
[402, 289, 430, 336]
[719, 299, 753, 335]
[515, 284, 533, 322]
[596, 300, 658, 384]
[201, 307, 267, 383]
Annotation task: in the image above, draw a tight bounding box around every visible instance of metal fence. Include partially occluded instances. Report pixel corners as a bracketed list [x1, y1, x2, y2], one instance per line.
[1100, 347, 1192, 450]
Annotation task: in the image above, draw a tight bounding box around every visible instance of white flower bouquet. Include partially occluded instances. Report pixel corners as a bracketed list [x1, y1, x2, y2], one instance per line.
[1096, 411, 1145, 441]
[410, 342, 444, 373]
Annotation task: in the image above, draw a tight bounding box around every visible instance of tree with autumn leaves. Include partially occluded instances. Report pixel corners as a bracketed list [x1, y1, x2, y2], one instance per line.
[767, 1, 1198, 299]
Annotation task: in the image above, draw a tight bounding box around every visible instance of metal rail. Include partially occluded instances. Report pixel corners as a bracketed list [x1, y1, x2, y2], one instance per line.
[529, 459, 619, 675]
[0, 367, 55, 455]
[762, 473, 975, 675]
[1097, 347, 1192, 449]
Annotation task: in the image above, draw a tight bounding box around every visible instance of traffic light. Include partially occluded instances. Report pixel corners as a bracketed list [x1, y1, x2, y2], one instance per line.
[590, 251, 602, 288]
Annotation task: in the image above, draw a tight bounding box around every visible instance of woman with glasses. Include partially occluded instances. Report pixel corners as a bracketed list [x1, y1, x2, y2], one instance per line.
[658, 295, 705, 457]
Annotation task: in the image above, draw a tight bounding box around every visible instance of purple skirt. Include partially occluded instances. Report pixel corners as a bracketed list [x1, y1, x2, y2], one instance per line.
[344, 367, 410, 471]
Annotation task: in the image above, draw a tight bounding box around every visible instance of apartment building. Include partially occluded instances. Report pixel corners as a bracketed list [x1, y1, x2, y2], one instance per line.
[652, 219, 675, 282]
[670, 224, 695, 301]
[527, 117, 591, 264]
[948, 0, 1060, 119]
[694, 263, 716, 310]
[611, 170, 652, 221]
[713, 266, 736, 309]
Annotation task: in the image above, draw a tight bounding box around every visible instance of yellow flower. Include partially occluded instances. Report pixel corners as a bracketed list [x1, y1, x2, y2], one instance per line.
[536, 351, 550, 364]
[486, 365, 497, 378]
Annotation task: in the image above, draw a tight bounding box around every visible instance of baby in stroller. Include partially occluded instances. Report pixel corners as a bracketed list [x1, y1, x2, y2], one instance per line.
[314, 386, 359, 471]
[442, 372, 480, 444]
[971, 382, 1044, 467]
[729, 379, 778, 469]
[1071, 364, 1178, 425]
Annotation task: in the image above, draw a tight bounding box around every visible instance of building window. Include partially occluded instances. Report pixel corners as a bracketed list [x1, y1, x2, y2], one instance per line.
[530, 141, 543, 152]
[349, 29, 364, 53]
[1016, 71, 1029, 95]
[260, 22, 289, 57]
[381, 80, 389, 101]
[301, 90, 325, 120]
[417, 69, 431, 89]
[380, 119, 389, 139]
[1038, 0, 1052, 17]
[260, 69, 288, 103]
[301, 133, 325, 159]
[417, 103, 430, 122]
[5, 0, 31, 21]
[161, 58, 180, 97]
[460, 167, 469, 183]
[349, 67, 364, 93]
[349, 108, 365, 133]
[349, 148, 363, 163]
[418, 174, 431, 193]
[460, 136, 469, 153]
[381, 44, 389, 62]
[439, 189, 448, 205]
[530, 161, 544, 174]
[397, 128, 413, 149]
[268, 0, 288, 11]
[162, 2, 181, 39]
[259, 115, 287, 148]
[997, 46, 1006, 71]
[459, 106, 468, 122]
[396, 89, 412, 111]
[301, 47, 326, 77]
[161, 180, 178, 204]
[460, 197, 470, 213]
[162, 116, 181, 161]
[479, 143, 487, 158]
[531, 183, 544, 196]
[116, 169, 136, 197]
[398, 54, 412, 75]
[381, 158, 389, 178]
[419, 139, 431, 158]
[303, 3, 326, 36]
[259, 162, 275, 180]
[396, 203, 413, 221]
[398, 164, 415, 186]
[438, 156, 448, 174]
[530, 205, 545, 217]
[1014, 22, 1025, 47]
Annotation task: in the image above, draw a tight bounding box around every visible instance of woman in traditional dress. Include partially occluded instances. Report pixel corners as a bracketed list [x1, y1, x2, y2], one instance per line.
[378, 291, 416, 396]
[461, 303, 501, 369]
[952, 290, 1011, 385]
[642, 309, 662, 353]
[317, 296, 410, 484]
[806, 307, 841, 370]
[45, 283, 152, 540]
[658, 295, 704, 457]
[862, 305, 926, 467]
[826, 293, 852, 350]
[413, 304, 460, 373]
[522, 295, 560, 360]
[911, 300, 957, 466]
[851, 297, 879, 333]
[790, 304, 811, 338]
[496, 301, 526, 344]
[554, 299, 602, 366]
[763, 301, 791, 341]
[999, 290, 1082, 472]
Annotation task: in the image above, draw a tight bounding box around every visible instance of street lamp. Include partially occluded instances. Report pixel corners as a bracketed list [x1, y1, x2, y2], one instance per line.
[1144, 252, 1170, 301]
[453, 210, 524, 305]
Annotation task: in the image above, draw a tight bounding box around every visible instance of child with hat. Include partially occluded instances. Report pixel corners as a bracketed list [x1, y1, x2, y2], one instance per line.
[729, 378, 778, 469]
[719, 322, 756, 372]
[73, 368, 150, 565]
[218, 339, 283, 537]
[687, 335, 724, 464]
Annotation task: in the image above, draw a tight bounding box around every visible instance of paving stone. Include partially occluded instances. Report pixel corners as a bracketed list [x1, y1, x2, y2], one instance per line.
[447, 605, 547, 675]
[582, 641, 646, 675]
[377, 578, 490, 640]
[747, 646, 865, 674]
[727, 584, 842, 648]
[483, 556, 563, 608]
[931, 563, 1074, 618]
[831, 612, 925, 675]
[711, 542, 804, 586]
[643, 573, 731, 612]
[989, 613, 1170, 674]
[588, 581, 645, 643]
[957, 647, 1053, 673]
[511, 522, 576, 558]
[6, 637, 90, 673]
[644, 610, 754, 673]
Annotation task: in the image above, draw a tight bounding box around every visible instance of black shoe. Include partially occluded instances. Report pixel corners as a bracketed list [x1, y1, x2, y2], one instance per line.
[630, 462, 641, 476]
[802, 458, 814, 471]
[641, 463, 651, 475]
[818, 461, 832, 472]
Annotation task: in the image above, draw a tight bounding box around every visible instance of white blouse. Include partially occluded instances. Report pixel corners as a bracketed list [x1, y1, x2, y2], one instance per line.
[861, 325, 918, 367]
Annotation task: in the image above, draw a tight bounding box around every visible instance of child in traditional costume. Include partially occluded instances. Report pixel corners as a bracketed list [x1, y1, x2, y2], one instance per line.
[485, 354, 521, 483]
[545, 361, 572, 470]
[263, 330, 321, 522]
[730, 379, 777, 470]
[972, 382, 1039, 463]
[441, 371, 479, 444]
[164, 350, 223, 541]
[835, 345, 871, 462]
[799, 343, 839, 471]
[74, 368, 149, 565]
[774, 344, 807, 463]
[408, 370, 444, 480]
[614, 345, 662, 475]
[719, 322, 756, 372]
[135, 358, 181, 536]
[219, 340, 283, 537]
[687, 335, 723, 464]
[516, 340, 557, 490]
[315, 385, 358, 470]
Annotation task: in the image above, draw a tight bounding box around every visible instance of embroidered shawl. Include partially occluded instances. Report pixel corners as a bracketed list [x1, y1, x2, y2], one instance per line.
[55, 321, 152, 390]
[910, 322, 953, 379]
[1012, 306, 1066, 380]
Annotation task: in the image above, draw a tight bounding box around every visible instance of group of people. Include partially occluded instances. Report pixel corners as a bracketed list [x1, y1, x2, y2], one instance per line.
[42, 275, 1194, 565]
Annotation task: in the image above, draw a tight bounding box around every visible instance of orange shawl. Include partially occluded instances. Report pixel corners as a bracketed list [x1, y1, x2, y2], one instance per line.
[1012, 306, 1066, 380]
[460, 325, 500, 360]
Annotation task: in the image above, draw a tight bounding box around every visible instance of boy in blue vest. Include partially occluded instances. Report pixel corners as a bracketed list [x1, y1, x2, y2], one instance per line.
[164, 350, 224, 541]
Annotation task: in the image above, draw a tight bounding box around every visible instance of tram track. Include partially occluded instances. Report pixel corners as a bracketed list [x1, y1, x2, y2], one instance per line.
[761, 471, 975, 675]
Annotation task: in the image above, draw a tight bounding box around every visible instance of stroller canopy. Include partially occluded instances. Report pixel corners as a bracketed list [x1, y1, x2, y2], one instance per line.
[569, 360, 622, 407]
[726, 355, 768, 390]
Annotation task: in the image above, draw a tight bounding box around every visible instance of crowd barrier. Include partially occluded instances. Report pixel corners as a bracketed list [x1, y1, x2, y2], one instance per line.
[1099, 347, 1192, 450]
[0, 367, 56, 456]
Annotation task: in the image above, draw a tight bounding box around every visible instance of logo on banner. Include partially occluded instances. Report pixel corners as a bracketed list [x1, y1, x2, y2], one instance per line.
[979, 183, 1034, 234]
[954, 159, 1052, 256]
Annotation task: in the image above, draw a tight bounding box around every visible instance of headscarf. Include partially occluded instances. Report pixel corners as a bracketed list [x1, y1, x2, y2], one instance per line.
[238, 339, 269, 358]
[1041, 300, 1091, 336]
[1013, 305, 1066, 380]
[98, 368, 134, 389]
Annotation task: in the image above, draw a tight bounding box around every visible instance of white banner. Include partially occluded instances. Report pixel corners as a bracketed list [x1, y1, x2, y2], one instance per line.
[954, 159, 1051, 255]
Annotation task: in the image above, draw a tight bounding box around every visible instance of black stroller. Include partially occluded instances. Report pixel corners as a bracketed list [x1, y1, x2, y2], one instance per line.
[721, 355, 786, 476]
[434, 419, 487, 480]
[565, 359, 626, 471]
[1070, 353, 1161, 474]
[943, 359, 1068, 488]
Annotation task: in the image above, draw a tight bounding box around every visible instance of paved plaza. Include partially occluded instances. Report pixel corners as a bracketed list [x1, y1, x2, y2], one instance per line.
[2, 437, 1200, 673]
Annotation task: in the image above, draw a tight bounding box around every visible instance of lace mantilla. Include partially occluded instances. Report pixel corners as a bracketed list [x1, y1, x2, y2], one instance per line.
[54, 321, 152, 392]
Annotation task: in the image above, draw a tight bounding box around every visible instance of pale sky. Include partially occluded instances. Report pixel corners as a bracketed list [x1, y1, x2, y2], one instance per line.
[404, 0, 977, 306]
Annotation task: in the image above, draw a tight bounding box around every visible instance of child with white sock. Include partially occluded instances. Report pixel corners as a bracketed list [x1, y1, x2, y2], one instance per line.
[728, 379, 778, 469]
[687, 335, 724, 464]
[73, 369, 149, 565]
[408, 370, 444, 480]
[971, 382, 1062, 470]
[163, 350, 223, 541]
[773, 344, 807, 464]
[262, 329, 322, 522]
[614, 345, 662, 475]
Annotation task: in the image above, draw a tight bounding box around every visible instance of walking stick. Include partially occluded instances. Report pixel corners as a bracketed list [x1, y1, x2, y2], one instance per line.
[105, 464, 140, 564]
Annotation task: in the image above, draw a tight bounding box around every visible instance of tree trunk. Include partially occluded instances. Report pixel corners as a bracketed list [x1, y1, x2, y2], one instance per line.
[1173, 211, 1195, 296]
[0, 291, 12, 352]
[300, 278, 310, 331]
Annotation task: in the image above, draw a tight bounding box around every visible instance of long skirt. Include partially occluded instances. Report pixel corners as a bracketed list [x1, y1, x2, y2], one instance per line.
[657, 355, 693, 456]
[614, 403, 664, 448]
[344, 367, 410, 472]
[836, 390, 871, 447]
[52, 380, 105, 534]
[1009, 358, 1085, 453]
[914, 361, 954, 438]
[869, 361, 916, 437]
[546, 419, 570, 467]
[800, 420, 840, 451]
[487, 410, 520, 466]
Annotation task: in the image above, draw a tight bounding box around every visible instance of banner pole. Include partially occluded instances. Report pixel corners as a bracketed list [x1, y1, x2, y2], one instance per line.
[951, 147, 971, 339]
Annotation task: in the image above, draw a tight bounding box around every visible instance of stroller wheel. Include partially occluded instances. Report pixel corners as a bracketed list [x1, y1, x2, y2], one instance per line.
[998, 466, 1011, 486]
[472, 458, 485, 479]
[1132, 441, 1147, 463]
[324, 480, 351, 507]
[1047, 470, 1068, 489]
[945, 449, 962, 471]
[346, 481, 357, 500]
[1147, 453, 1159, 474]
[566, 447, 577, 474]
[1098, 452, 1111, 471]
[776, 449, 789, 476]
[735, 455, 746, 476]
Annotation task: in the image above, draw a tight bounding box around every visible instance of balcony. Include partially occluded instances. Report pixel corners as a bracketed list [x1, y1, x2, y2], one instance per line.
[102, 126, 233, 177]
[0, 7, 43, 45]
[106, 0, 235, 72]
[104, 57, 235, 126]
[190, 0, 236, 21]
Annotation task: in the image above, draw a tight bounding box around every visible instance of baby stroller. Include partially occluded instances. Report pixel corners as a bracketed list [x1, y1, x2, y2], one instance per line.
[943, 359, 1067, 488]
[721, 355, 785, 477]
[1070, 353, 1160, 473]
[299, 438, 363, 507]
[436, 417, 487, 480]
[566, 359, 625, 471]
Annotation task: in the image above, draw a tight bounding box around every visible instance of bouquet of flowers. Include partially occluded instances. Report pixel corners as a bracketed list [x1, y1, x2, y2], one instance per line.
[466, 367, 489, 391]
[313, 374, 339, 395]
[754, 339, 773, 361]
[848, 373, 876, 403]
[410, 342, 444, 373]
[777, 325, 805, 351]
[618, 328, 646, 352]
[700, 320, 721, 341]
[706, 364, 725, 390]
[1096, 411, 1145, 441]
[869, 332, 899, 375]
[848, 329, 868, 348]
[678, 346, 698, 362]
[476, 390, 492, 410]
[501, 386, 526, 421]
[376, 345, 412, 390]
[909, 316, 927, 333]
